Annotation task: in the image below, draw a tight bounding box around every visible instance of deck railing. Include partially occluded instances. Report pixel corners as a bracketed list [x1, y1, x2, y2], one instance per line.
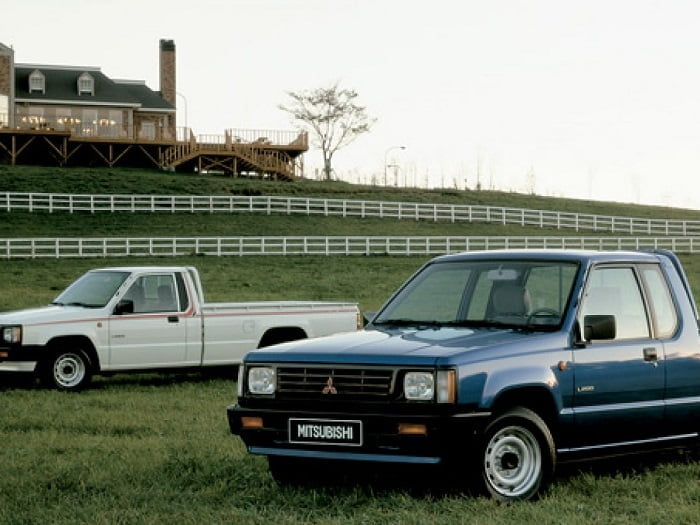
[1, 235, 699, 259]
[2, 192, 699, 236]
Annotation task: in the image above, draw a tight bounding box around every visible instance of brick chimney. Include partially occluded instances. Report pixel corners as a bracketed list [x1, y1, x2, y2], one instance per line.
[159, 39, 176, 108]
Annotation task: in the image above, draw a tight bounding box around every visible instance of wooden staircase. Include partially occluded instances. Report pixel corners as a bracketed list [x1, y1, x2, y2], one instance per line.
[161, 129, 307, 180]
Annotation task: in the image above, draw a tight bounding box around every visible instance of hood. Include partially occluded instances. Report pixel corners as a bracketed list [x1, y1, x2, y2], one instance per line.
[0, 305, 106, 325]
[247, 326, 554, 366]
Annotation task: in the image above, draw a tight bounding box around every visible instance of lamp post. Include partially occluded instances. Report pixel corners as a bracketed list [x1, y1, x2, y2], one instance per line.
[384, 145, 406, 186]
[176, 91, 188, 134]
[386, 164, 401, 186]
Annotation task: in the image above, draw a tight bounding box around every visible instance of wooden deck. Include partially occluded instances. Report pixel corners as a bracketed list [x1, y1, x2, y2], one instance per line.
[0, 127, 308, 180]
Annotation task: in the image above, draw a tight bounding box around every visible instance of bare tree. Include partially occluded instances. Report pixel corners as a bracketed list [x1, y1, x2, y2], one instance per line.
[280, 83, 375, 181]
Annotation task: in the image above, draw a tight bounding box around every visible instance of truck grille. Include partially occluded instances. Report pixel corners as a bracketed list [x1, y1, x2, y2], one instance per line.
[276, 366, 395, 399]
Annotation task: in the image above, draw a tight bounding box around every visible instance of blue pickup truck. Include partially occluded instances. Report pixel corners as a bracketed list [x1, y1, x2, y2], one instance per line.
[228, 249, 700, 501]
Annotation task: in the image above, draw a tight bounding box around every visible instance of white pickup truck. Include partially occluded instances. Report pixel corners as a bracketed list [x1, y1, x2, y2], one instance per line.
[0, 266, 360, 390]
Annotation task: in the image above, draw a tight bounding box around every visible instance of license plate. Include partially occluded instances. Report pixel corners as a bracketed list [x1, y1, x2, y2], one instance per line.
[288, 418, 363, 446]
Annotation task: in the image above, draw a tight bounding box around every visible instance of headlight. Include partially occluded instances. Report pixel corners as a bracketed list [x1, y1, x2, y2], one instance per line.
[248, 366, 276, 395]
[2, 326, 21, 344]
[404, 371, 435, 401]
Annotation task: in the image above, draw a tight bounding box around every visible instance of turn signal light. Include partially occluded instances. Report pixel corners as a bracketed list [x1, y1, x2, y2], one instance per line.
[241, 417, 264, 429]
[398, 423, 428, 436]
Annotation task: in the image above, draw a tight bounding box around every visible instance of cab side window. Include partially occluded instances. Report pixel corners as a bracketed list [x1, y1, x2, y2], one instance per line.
[640, 265, 678, 339]
[580, 267, 650, 340]
[123, 274, 179, 314]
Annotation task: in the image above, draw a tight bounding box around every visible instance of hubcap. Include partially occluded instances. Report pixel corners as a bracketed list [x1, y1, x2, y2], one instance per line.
[484, 424, 542, 498]
[53, 353, 86, 388]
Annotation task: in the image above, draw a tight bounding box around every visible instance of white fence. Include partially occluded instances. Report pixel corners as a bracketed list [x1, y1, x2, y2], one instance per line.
[2, 192, 699, 236]
[2, 236, 699, 259]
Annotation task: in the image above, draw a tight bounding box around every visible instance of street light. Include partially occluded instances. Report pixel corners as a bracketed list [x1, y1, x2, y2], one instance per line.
[384, 145, 406, 186]
[387, 164, 401, 187]
[176, 91, 188, 133]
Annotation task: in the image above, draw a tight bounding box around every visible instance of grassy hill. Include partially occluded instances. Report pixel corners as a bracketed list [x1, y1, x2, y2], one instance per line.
[3, 163, 700, 220]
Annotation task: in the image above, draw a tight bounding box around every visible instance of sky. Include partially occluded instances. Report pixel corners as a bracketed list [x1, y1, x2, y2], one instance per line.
[3, 0, 700, 209]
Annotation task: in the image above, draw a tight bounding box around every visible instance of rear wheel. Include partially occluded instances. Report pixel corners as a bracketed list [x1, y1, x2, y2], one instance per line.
[479, 407, 555, 502]
[41, 348, 92, 391]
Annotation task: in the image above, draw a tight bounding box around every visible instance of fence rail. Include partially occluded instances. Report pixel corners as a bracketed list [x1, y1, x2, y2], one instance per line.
[2, 192, 699, 236]
[2, 236, 699, 259]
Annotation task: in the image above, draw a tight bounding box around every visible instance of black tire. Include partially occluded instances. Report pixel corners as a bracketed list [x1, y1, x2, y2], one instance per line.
[40, 348, 92, 391]
[479, 407, 555, 502]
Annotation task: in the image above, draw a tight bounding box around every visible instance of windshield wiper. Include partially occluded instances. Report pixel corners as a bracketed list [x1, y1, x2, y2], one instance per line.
[372, 319, 445, 327]
[64, 301, 102, 308]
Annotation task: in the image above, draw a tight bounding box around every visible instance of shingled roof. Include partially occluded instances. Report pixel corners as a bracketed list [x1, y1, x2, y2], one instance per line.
[14, 65, 174, 110]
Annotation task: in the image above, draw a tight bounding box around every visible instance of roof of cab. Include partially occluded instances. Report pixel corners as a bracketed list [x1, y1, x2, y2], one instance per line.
[431, 249, 664, 265]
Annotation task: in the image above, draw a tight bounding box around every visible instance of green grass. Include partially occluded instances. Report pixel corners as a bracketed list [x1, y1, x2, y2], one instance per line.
[0, 210, 582, 238]
[1, 376, 698, 524]
[2, 165, 700, 523]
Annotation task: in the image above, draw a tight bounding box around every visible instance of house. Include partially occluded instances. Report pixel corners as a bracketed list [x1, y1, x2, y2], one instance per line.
[0, 40, 307, 180]
[0, 39, 176, 141]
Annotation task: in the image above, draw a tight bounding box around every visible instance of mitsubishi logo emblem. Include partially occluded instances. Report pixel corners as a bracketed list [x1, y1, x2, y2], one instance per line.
[322, 377, 337, 394]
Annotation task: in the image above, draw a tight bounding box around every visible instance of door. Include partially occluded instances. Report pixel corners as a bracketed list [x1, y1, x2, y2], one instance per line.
[108, 273, 189, 369]
[571, 265, 665, 447]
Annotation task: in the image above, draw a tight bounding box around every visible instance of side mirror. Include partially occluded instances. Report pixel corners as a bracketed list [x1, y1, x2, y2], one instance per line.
[583, 314, 616, 342]
[114, 299, 134, 315]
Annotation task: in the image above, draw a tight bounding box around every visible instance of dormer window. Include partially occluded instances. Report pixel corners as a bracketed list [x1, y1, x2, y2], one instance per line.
[77, 72, 94, 96]
[28, 70, 45, 94]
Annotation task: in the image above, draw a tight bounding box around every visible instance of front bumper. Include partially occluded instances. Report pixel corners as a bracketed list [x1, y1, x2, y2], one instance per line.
[0, 343, 45, 372]
[0, 344, 42, 372]
[228, 404, 490, 465]
[0, 361, 37, 372]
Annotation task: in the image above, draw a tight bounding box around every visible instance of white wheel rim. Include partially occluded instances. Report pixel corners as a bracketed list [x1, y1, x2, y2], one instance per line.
[53, 353, 86, 388]
[484, 424, 542, 498]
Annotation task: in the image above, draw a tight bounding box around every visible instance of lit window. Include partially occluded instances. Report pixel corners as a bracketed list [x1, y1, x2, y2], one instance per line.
[77, 72, 94, 96]
[28, 70, 45, 94]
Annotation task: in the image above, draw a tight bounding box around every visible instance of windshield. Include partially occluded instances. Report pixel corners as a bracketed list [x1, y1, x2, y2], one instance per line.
[53, 271, 130, 308]
[373, 259, 580, 330]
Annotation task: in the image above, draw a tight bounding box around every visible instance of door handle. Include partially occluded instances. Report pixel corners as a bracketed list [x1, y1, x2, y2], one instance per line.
[643, 347, 658, 364]
[167, 315, 179, 323]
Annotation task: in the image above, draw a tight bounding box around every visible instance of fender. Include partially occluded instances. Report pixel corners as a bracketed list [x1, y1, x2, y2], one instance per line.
[20, 312, 109, 365]
[479, 363, 567, 416]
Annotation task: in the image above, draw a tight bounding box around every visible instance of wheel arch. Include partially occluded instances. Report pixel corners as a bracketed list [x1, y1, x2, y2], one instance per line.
[489, 386, 560, 435]
[46, 335, 100, 372]
[257, 326, 308, 348]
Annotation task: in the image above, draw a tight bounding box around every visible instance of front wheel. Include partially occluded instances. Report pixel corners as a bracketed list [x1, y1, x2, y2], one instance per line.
[479, 407, 555, 502]
[41, 349, 92, 391]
